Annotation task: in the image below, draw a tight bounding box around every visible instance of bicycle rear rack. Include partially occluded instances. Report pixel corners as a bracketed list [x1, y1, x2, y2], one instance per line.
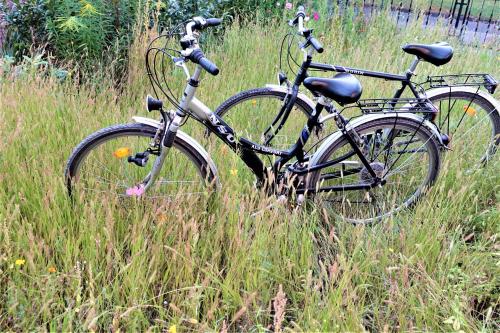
[351, 98, 437, 115]
[426, 74, 498, 94]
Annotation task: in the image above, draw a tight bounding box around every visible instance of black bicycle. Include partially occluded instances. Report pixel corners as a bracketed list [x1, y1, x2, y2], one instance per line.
[215, 6, 499, 170]
[65, 16, 443, 224]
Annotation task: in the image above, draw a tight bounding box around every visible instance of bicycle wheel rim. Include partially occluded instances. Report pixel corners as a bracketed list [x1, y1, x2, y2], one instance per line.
[430, 92, 500, 166]
[67, 127, 209, 202]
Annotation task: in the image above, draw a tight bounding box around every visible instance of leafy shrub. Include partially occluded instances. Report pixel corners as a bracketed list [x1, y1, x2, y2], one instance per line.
[0, 0, 322, 77]
[0, 0, 49, 59]
[0, 52, 68, 81]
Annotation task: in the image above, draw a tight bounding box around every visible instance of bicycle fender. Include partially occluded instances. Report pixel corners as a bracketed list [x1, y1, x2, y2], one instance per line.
[425, 86, 500, 116]
[309, 113, 443, 168]
[265, 84, 316, 111]
[132, 116, 220, 188]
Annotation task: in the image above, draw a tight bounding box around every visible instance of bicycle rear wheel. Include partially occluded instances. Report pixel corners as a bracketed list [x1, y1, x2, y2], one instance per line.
[307, 117, 441, 224]
[65, 123, 216, 201]
[428, 90, 500, 166]
[214, 87, 315, 150]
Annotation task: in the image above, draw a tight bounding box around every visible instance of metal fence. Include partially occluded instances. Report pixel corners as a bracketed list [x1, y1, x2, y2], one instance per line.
[328, 0, 499, 45]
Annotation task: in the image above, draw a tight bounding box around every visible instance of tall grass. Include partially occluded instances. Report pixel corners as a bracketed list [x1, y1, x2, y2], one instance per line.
[0, 13, 498, 331]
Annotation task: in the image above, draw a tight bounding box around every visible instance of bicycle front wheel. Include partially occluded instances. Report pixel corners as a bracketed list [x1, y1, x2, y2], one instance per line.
[428, 89, 500, 166]
[65, 123, 216, 201]
[307, 117, 441, 224]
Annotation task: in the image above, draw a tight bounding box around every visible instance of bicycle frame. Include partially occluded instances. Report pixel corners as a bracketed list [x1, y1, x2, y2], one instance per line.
[149, 58, 387, 193]
[308, 57, 423, 99]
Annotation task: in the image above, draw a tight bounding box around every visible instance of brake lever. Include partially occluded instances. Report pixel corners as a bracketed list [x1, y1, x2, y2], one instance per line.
[173, 56, 190, 79]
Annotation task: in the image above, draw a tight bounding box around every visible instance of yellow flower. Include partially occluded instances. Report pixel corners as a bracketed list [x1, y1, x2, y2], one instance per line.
[113, 147, 132, 159]
[48, 266, 57, 273]
[80, 1, 101, 16]
[168, 325, 177, 333]
[251, 99, 257, 106]
[221, 145, 228, 155]
[230, 168, 238, 176]
[463, 105, 477, 117]
[15, 259, 25, 266]
[56, 16, 85, 32]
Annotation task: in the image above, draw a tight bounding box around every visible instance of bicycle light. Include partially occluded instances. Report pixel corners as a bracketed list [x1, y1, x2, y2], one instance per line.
[277, 72, 287, 86]
[146, 95, 163, 112]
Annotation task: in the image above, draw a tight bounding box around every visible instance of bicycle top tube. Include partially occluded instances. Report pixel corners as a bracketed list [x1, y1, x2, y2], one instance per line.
[308, 62, 408, 82]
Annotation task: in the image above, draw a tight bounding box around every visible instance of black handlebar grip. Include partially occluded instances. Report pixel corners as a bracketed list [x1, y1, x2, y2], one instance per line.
[199, 57, 219, 75]
[206, 18, 222, 27]
[189, 49, 219, 75]
[309, 37, 324, 53]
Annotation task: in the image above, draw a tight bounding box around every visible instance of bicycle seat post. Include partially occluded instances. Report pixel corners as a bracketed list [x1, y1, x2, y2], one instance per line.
[406, 57, 420, 78]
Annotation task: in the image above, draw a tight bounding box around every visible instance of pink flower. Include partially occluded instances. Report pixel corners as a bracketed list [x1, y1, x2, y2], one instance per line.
[285, 2, 293, 10]
[313, 11, 320, 21]
[126, 184, 145, 196]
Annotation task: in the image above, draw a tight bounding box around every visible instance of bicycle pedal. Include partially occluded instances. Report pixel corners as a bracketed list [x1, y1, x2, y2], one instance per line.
[127, 152, 150, 167]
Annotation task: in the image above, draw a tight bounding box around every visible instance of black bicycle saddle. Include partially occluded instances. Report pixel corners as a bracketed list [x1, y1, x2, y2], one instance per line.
[303, 73, 362, 105]
[402, 42, 453, 66]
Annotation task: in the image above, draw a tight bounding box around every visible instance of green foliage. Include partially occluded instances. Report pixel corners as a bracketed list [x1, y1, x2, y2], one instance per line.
[0, 52, 68, 81]
[0, 1, 324, 72]
[1, 0, 145, 72]
[0, 0, 49, 58]
[46, 1, 112, 63]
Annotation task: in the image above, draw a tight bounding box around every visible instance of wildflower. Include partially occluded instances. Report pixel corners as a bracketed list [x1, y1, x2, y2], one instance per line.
[113, 147, 132, 159]
[251, 99, 257, 106]
[230, 168, 238, 176]
[48, 266, 57, 273]
[56, 16, 86, 32]
[168, 325, 177, 333]
[126, 184, 145, 197]
[80, 1, 101, 16]
[313, 12, 320, 21]
[15, 259, 25, 266]
[285, 2, 293, 10]
[156, 213, 168, 223]
[463, 105, 476, 116]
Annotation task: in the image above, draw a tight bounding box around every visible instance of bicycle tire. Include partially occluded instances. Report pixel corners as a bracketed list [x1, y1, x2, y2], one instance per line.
[307, 116, 441, 224]
[427, 89, 500, 165]
[65, 123, 216, 198]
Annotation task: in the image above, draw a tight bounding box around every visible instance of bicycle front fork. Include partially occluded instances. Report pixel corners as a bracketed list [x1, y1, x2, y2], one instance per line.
[142, 112, 185, 191]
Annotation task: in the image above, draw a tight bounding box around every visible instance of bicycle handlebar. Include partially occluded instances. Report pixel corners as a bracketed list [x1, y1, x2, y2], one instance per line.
[187, 17, 222, 34]
[288, 5, 324, 53]
[309, 36, 324, 53]
[189, 49, 219, 76]
[183, 17, 222, 76]
[289, 5, 306, 27]
[205, 18, 223, 27]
